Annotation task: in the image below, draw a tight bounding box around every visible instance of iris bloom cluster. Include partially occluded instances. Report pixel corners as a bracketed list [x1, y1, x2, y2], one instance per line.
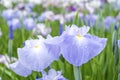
[10, 24, 107, 78]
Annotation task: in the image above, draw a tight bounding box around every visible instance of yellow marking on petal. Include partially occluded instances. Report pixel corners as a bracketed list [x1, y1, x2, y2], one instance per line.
[34, 45, 40, 48]
[76, 34, 83, 40]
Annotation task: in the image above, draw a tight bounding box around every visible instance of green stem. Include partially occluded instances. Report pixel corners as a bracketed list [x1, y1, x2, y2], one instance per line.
[73, 66, 82, 80]
[8, 39, 13, 62]
[21, 26, 25, 42]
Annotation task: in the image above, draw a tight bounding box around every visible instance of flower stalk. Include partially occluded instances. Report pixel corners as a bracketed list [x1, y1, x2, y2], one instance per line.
[73, 66, 82, 80]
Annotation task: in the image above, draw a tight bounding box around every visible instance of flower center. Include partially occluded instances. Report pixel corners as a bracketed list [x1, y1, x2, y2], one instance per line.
[76, 34, 83, 39]
[34, 45, 40, 48]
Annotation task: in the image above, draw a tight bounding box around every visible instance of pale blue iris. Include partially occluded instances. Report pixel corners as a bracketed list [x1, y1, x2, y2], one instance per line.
[60, 25, 107, 66]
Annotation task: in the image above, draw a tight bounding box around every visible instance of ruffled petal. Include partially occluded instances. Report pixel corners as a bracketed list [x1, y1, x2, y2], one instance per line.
[10, 61, 32, 77]
[61, 34, 107, 66]
[45, 36, 63, 45]
[18, 40, 60, 71]
[63, 25, 90, 36]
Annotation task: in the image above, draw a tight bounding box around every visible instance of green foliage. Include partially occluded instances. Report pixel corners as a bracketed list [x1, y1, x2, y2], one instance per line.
[0, 3, 120, 80]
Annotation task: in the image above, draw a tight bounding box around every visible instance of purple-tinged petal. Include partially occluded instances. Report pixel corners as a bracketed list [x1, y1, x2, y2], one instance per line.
[37, 68, 67, 80]
[61, 34, 107, 66]
[60, 25, 107, 66]
[7, 18, 21, 30]
[63, 25, 90, 36]
[104, 16, 116, 30]
[45, 35, 63, 45]
[2, 9, 14, 20]
[10, 61, 32, 77]
[18, 39, 60, 71]
[23, 18, 35, 30]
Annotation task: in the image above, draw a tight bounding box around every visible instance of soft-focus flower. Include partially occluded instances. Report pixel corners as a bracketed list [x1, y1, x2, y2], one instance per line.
[117, 0, 120, 6]
[23, 18, 36, 30]
[16, 36, 60, 72]
[2, 9, 15, 20]
[85, 14, 98, 26]
[60, 25, 107, 66]
[32, 23, 51, 36]
[87, 0, 102, 9]
[7, 18, 21, 30]
[53, 14, 65, 24]
[65, 12, 77, 22]
[17, 3, 25, 10]
[85, 2, 95, 14]
[104, 16, 117, 29]
[67, 5, 76, 11]
[0, 0, 13, 8]
[25, 3, 34, 10]
[16, 3, 34, 12]
[11, 0, 24, 3]
[38, 15, 46, 22]
[118, 40, 120, 48]
[36, 68, 67, 80]
[0, 54, 16, 68]
[39, 11, 55, 21]
[108, 0, 116, 3]
[116, 13, 120, 20]
[29, 0, 42, 5]
[15, 3, 34, 16]
[15, 10, 29, 18]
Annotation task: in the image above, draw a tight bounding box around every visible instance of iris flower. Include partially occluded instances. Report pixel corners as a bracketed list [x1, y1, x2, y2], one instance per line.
[32, 23, 51, 36]
[2, 9, 14, 20]
[10, 35, 60, 76]
[7, 18, 21, 30]
[36, 68, 67, 80]
[60, 25, 107, 66]
[85, 14, 98, 26]
[104, 16, 116, 30]
[23, 18, 35, 30]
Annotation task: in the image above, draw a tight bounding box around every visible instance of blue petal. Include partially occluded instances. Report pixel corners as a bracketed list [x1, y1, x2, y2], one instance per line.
[61, 34, 107, 66]
[63, 25, 89, 36]
[44, 43, 60, 59]
[10, 61, 32, 77]
[23, 18, 35, 30]
[45, 35, 63, 45]
[18, 40, 60, 71]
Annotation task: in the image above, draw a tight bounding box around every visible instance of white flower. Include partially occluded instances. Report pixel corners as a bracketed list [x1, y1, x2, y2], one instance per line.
[117, 0, 120, 6]
[86, 0, 101, 9]
[53, 14, 65, 24]
[0, 54, 17, 68]
[108, 0, 116, 3]
[32, 23, 51, 36]
[65, 12, 77, 22]
[28, 0, 42, 4]
[0, 0, 13, 8]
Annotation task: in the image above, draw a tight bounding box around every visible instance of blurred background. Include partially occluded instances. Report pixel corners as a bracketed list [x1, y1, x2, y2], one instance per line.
[0, 0, 120, 80]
